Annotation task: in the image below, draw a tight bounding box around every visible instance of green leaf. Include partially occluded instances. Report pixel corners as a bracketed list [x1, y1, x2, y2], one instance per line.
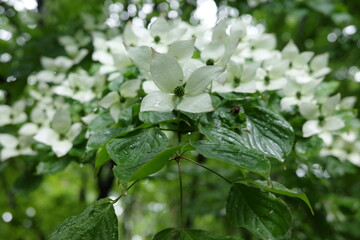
[36, 157, 70, 174]
[307, 0, 334, 15]
[50, 198, 118, 240]
[89, 112, 114, 131]
[118, 104, 137, 125]
[217, 92, 249, 100]
[139, 111, 177, 124]
[14, 172, 43, 194]
[109, 75, 124, 91]
[94, 147, 111, 175]
[132, 145, 182, 180]
[241, 106, 294, 161]
[251, 180, 314, 215]
[153, 228, 237, 240]
[153, 228, 181, 239]
[192, 141, 270, 179]
[227, 184, 292, 240]
[107, 128, 168, 187]
[199, 124, 242, 145]
[295, 136, 323, 158]
[87, 126, 134, 150]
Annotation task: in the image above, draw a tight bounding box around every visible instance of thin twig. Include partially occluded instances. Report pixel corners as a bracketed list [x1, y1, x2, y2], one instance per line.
[181, 156, 232, 184]
[112, 179, 140, 204]
[177, 159, 184, 229]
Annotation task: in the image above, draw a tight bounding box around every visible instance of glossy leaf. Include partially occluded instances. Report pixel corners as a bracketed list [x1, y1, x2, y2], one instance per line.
[240, 106, 294, 161]
[252, 180, 314, 215]
[227, 183, 292, 240]
[36, 157, 70, 174]
[192, 141, 270, 178]
[94, 147, 111, 175]
[132, 145, 182, 180]
[88, 112, 114, 131]
[50, 198, 118, 240]
[87, 126, 134, 150]
[139, 111, 177, 124]
[107, 128, 168, 187]
[153, 228, 237, 240]
[199, 124, 242, 145]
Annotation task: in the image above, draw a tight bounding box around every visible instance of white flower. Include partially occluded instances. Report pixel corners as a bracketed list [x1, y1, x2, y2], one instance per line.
[255, 59, 290, 92]
[58, 32, 90, 59]
[0, 100, 27, 126]
[282, 41, 330, 83]
[99, 79, 141, 122]
[140, 53, 225, 113]
[92, 33, 132, 74]
[339, 96, 357, 110]
[127, 39, 195, 79]
[212, 60, 259, 93]
[41, 56, 74, 72]
[19, 123, 39, 136]
[195, 19, 243, 67]
[280, 78, 322, 111]
[34, 70, 66, 84]
[282, 41, 314, 71]
[123, 21, 152, 47]
[310, 53, 331, 78]
[33, 109, 82, 157]
[300, 94, 344, 138]
[0, 134, 36, 161]
[251, 34, 278, 62]
[320, 137, 360, 167]
[124, 17, 189, 52]
[53, 69, 105, 103]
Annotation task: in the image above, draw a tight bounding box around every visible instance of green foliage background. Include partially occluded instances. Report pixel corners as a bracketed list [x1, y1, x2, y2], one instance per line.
[1, 0, 360, 239]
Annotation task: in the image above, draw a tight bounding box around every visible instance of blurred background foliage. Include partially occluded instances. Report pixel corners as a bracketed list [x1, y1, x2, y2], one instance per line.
[0, 0, 360, 239]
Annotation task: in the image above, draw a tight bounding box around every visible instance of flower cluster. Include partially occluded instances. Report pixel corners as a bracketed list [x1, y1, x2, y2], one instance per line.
[0, 15, 359, 167]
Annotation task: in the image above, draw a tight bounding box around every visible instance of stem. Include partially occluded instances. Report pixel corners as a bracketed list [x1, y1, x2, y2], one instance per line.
[177, 159, 184, 229]
[181, 156, 232, 184]
[177, 111, 181, 142]
[112, 179, 140, 204]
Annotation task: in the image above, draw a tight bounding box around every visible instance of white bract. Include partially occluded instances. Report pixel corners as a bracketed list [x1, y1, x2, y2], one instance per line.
[280, 78, 322, 111]
[321, 137, 360, 167]
[255, 58, 290, 92]
[0, 134, 35, 161]
[41, 56, 74, 73]
[212, 61, 259, 93]
[124, 17, 190, 53]
[0, 100, 27, 126]
[33, 109, 82, 157]
[140, 52, 224, 113]
[195, 19, 244, 67]
[92, 33, 132, 74]
[127, 39, 196, 79]
[300, 94, 345, 138]
[53, 69, 105, 103]
[99, 79, 141, 122]
[58, 32, 91, 58]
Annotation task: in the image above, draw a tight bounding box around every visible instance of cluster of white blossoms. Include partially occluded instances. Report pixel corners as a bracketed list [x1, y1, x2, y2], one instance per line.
[0, 15, 359, 166]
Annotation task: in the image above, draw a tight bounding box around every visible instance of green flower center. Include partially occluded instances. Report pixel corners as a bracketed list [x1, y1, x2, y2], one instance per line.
[174, 86, 185, 97]
[264, 76, 270, 86]
[120, 97, 126, 103]
[154, 36, 161, 43]
[296, 91, 302, 100]
[206, 59, 214, 65]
